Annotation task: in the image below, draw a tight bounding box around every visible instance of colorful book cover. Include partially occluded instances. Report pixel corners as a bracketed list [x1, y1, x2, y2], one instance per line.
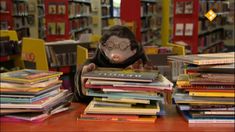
[181, 111, 235, 123]
[84, 100, 160, 115]
[0, 90, 72, 109]
[0, 69, 63, 84]
[168, 52, 235, 65]
[0, 84, 61, 96]
[56, 22, 65, 35]
[48, 22, 56, 35]
[0, 88, 60, 104]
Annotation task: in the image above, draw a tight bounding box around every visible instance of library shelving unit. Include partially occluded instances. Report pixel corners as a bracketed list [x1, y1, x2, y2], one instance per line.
[222, 0, 234, 51]
[68, 0, 93, 40]
[140, 0, 158, 46]
[140, 0, 174, 46]
[37, 0, 46, 40]
[101, 0, 111, 34]
[197, 0, 230, 53]
[12, 0, 30, 40]
[0, 30, 22, 72]
[173, 0, 232, 54]
[44, 0, 92, 42]
[0, 0, 13, 30]
[21, 38, 90, 90]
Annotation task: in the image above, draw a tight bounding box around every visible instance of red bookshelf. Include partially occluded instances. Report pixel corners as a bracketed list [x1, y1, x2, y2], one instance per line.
[0, 0, 13, 30]
[173, 0, 199, 54]
[45, 0, 70, 42]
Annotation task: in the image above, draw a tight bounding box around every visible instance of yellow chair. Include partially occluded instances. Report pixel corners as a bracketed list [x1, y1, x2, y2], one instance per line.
[21, 38, 49, 70]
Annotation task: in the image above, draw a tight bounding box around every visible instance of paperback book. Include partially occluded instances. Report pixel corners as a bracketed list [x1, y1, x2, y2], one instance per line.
[0, 69, 63, 84]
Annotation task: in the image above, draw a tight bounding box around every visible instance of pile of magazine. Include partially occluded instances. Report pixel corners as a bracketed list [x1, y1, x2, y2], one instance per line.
[0, 69, 73, 122]
[172, 52, 235, 123]
[79, 68, 173, 123]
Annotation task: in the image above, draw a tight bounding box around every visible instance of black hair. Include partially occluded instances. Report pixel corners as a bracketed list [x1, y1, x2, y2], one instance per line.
[100, 25, 138, 50]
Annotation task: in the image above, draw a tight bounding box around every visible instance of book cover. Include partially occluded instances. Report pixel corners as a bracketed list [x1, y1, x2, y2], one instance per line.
[48, 3, 57, 14]
[56, 22, 65, 35]
[0, 88, 60, 104]
[0, 83, 61, 96]
[0, 78, 61, 88]
[48, 22, 56, 35]
[168, 52, 235, 65]
[189, 91, 235, 98]
[82, 68, 159, 83]
[184, 23, 194, 36]
[4, 105, 70, 122]
[0, 69, 63, 84]
[175, 23, 184, 36]
[86, 74, 173, 88]
[174, 93, 234, 105]
[181, 111, 235, 123]
[79, 113, 156, 123]
[57, 4, 66, 15]
[184, 1, 193, 14]
[0, 90, 72, 109]
[175, 2, 184, 14]
[84, 100, 160, 115]
[86, 89, 164, 101]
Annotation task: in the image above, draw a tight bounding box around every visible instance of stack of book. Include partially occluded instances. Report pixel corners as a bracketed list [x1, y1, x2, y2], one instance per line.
[79, 68, 173, 123]
[170, 52, 235, 123]
[0, 69, 73, 122]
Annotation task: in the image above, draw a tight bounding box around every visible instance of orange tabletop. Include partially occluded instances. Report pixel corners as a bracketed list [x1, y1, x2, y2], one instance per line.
[1, 103, 234, 132]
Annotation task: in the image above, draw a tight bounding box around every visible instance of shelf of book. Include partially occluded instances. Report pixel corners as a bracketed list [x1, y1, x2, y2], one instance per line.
[173, 0, 233, 54]
[44, 0, 93, 42]
[140, 0, 158, 46]
[12, 0, 30, 40]
[37, 0, 46, 40]
[101, 0, 111, 34]
[0, 30, 22, 72]
[0, 0, 13, 30]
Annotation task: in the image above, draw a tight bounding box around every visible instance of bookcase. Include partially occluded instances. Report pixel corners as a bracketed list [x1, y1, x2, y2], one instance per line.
[44, 0, 93, 42]
[37, 0, 46, 40]
[140, 0, 158, 46]
[101, 0, 111, 34]
[68, 0, 93, 40]
[0, 30, 21, 72]
[197, 0, 230, 53]
[140, 0, 174, 46]
[173, 0, 232, 54]
[21, 38, 91, 90]
[223, 0, 234, 51]
[12, 0, 30, 40]
[0, 0, 13, 30]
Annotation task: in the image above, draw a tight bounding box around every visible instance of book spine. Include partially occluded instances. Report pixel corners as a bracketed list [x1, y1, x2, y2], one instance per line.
[189, 119, 235, 123]
[189, 92, 235, 97]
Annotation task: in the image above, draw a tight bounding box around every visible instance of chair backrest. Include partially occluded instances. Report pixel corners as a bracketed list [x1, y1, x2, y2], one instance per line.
[77, 45, 88, 67]
[21, 38, 49, 70]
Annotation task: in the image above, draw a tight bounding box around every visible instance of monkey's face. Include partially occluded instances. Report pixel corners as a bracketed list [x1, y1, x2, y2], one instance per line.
[100, 36, 137, 64]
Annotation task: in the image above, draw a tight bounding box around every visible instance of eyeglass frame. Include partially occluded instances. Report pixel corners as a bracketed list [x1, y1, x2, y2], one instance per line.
[100, 39, 132, 51]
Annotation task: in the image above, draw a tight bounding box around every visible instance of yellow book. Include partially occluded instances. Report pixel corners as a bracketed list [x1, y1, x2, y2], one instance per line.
[0, 69, 63, 84]
[189, 91, 235, 97]
[175, 101, 235, 105]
